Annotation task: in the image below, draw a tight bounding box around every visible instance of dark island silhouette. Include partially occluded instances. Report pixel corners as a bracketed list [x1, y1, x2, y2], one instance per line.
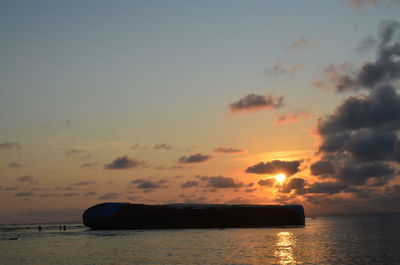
[83, 203, 305, 229]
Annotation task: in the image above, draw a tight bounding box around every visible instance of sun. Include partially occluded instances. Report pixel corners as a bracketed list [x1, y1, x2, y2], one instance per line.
[275, 173, 286, 184]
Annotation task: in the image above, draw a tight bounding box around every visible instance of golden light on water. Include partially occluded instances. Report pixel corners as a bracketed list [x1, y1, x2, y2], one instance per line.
[275, 231, 297, 265]
[275, 173, 286, 184]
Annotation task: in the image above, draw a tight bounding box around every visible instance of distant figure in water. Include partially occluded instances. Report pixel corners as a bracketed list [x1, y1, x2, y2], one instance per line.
[38, 225, 41, 232]
[59, 225, 62, 231]
[63, 225, 66, 231]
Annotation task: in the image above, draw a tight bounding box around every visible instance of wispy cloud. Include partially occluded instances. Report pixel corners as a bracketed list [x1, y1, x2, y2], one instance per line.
[97, 193, 120, 200]
[346, 0, 382, 9]
[214, 147, 246, 154]
[0, 142, 21, 151]
[81, 162, 98, 169]
[65, 148, 84, 155]
[269, 61, 304, 75]
[16, 175, 37, 184]
[285, 37, 314, 53]
[276, 110, 313, 125]
[8, 162, 22, 168]
[153, 143, 172, 150]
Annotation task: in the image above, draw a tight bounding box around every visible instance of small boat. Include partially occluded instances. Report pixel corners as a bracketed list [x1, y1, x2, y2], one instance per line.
[83, 202, 305, 229]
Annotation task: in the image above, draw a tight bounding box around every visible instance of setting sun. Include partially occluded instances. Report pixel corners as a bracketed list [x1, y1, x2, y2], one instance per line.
[275, 173, 286, 184]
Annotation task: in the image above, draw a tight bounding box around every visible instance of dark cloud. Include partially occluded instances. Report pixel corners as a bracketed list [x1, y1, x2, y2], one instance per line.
[104, 156, 145, 169]
[130, 179, 167, 192]
[17, 175, 36, 183]
[304, 20, 400, 212]
[214, 147, 246, 154]
[318, 86, 400, 136]
[179, 153, 211, 163]
[315, 21, 400, 92]
[180, 181, 199, 188]
[63, 193, 79, 197]
[8, 162, 22, 168]
[281, 178, 307, 194]
[197, 176, 244, 189]
[153, 143, 172, 150]
[97, 193, 120, 200]
[0, 142, 21, 150]
[258, 178, 275, 187]
[40, 193, 60, 197]
[15, 192, 34, 197]
[310, 160, 336, 177]
[85, 191, 97, 196]
[246, 160, 302, 176]
[229, 93, 284, 113]
[65, 148, 84, 155]
[307, 181, 348, 194]
[71, 181, 95, 186]
[0, 186, 18, 191]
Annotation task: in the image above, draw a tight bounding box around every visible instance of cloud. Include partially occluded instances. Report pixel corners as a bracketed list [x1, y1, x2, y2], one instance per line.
[97, 193, 120, 200]
[17, 175, 37, 183]
[81, 162, 98, 168]
[312, 63, 355, 91]
[8, 162, 22, 168]
[307, 181, 348, 194]
[180, 180, 199, 188]
[179, 153, 211, 163]
[246, 160, 302, 176]
[314, 20, 400, 92]
[15, 192, 34, 197]
[276, 110, 313, 125]
[71, 181, 95, 186]
[346, 0, 382, 9]
[85, 191, 97, 196]
[130, 143, 148, 150]
[214, 147, 246, 154]
[0, 186, 18, 191]
[153, 143, 172, 150]
[104, 156, 145, 169]
[130, 179, 167, 192]
[285, 37, 313, 53]
[63, 192, 79, 197]
[65, 148, 84, 155]
[280, 178, 307, 194]
[197, 176, 244, 189]
[301, 20, 400, 211]
[270, 61, 304, 75]
[229, 93, 284, 113]
[258, 178, 275, 187]
[0, 142, 21, 150]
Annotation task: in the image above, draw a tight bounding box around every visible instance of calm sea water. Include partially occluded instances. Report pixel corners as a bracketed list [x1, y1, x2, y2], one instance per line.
[1, 215, 399, 265]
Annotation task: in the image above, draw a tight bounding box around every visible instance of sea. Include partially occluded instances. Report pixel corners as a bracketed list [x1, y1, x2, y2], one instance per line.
[1, 214, 399, 265]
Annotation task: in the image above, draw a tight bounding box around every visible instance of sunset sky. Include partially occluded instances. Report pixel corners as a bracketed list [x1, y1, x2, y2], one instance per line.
[1, 0, 400, 224]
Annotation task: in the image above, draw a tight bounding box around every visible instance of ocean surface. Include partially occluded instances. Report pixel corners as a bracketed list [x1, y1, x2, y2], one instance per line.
[1, 214, 399, 265]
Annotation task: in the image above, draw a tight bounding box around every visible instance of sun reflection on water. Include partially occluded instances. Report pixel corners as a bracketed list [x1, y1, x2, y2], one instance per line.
[275, 231, 297, 265]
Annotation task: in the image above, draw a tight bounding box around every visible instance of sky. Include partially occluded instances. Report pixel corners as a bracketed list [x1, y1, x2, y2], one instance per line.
[1, 0, 400, 224]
